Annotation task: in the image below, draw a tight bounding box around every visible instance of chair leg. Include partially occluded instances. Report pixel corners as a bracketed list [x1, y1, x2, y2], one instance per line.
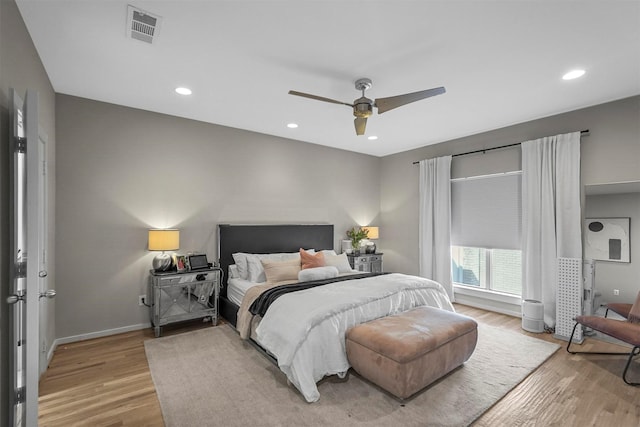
[567, 322, 640, 387]
[567, 322, 630, 356]
[622, 346, 640, 386]
[566, 322, 581, 353]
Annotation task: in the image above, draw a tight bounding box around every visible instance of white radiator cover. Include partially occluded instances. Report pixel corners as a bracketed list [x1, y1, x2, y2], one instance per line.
[555, 257, 583, 342]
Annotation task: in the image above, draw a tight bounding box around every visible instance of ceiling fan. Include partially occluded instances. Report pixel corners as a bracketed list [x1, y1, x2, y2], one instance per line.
[288, 78, 445, 136]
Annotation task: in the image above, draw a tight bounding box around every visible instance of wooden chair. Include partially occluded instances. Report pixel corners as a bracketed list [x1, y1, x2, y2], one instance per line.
[567, 291, 640, 386]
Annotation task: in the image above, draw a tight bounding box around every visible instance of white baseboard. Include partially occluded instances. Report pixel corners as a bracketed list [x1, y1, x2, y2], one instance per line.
[47, 342, 56, 366]
[53, 322, 151, 347]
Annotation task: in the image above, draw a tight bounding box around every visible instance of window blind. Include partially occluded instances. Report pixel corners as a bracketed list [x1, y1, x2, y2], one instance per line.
[451, 172, 522, 250]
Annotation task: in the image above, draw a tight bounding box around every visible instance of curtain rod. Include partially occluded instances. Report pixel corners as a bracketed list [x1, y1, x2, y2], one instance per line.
[412, 129, 589, 164]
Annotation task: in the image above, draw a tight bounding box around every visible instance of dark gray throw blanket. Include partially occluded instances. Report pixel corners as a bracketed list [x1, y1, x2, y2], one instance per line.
[249, 272, 389, 317]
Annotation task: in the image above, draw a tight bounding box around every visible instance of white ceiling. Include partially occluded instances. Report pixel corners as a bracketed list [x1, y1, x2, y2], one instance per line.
[16, 0, 640, 157]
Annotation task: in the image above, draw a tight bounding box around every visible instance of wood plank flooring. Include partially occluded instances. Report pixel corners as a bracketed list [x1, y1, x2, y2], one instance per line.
[38, 305, 640, 426]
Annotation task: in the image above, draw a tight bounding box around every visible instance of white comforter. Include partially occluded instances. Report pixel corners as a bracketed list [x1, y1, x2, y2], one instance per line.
[254, 273, 454, 402]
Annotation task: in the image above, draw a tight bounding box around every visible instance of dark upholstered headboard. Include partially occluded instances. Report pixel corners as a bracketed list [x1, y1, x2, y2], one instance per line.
[217, 224, 335, 292]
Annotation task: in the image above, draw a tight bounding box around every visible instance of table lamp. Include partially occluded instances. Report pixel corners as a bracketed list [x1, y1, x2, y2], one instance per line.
[148, 229, 179, 271]
[362, 226, 379, 253]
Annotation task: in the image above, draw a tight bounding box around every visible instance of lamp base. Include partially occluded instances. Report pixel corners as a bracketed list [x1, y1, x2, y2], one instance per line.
[153, 253, 172, 271]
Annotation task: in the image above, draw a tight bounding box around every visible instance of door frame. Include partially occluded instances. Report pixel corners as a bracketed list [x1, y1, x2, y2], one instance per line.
[8, 89, 41, 426]
[37, 128, 49, 375]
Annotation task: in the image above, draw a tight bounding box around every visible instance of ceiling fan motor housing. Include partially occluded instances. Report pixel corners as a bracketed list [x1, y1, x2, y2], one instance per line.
[353, 97, 373, 118]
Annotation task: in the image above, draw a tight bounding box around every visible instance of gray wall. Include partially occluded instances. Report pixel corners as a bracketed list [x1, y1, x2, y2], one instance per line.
[1, 0, 56, 420]
[55, 94, 381, 339]
[585, 192, 640, 305]
[56, 94, 637, 341]
[380, 96, 640, 276]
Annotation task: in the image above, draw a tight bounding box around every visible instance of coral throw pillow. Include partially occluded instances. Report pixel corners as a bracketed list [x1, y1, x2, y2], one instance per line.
[300, 248, 325, 269]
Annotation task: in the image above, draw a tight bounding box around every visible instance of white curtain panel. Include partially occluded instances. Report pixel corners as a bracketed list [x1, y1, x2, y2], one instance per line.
[419, 156, 454, 301]
[521, 132, 582, 327]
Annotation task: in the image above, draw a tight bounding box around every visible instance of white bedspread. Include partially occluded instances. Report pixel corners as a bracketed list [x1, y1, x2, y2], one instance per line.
[254, 273, 454, 402]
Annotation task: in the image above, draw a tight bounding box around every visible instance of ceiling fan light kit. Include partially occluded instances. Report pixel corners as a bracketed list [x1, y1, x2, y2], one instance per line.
[288, 77, 445, 136]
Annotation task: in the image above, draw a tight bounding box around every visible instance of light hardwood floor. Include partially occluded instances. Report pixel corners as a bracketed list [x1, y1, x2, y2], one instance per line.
[38, 305, 640, 426]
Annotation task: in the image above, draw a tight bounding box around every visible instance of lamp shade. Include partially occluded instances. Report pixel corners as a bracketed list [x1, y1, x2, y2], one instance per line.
[148, 229, 179, 251]
[362, 226, 379, 239]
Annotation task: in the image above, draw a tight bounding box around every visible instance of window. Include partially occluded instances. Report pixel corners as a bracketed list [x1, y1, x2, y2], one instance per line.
[450, 171, 522, 296]
[451, 246, 522, 296]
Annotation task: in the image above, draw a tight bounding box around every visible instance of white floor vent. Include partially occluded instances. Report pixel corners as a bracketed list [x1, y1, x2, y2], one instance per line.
[127, 5, 161, 44]
[555, 257, 583, 342]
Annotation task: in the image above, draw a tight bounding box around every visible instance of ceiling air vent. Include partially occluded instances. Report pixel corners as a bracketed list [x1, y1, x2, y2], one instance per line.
[127, 5, 161, 44]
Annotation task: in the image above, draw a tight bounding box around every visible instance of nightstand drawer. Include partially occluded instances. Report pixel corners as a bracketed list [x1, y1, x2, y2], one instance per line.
[347, 253, 383, 273]
[157, 276, 184, 285]
[156, 272, 214, 286]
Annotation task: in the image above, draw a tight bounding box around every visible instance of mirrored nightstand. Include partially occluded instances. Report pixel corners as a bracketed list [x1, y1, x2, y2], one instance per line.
[149, 268, 221, 337]
[347, 253, 383, 273]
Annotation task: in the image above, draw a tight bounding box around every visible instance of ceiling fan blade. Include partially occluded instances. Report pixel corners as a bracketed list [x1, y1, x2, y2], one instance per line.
[354, 117, 367, 135]
[375, 86, 446, 114]
[288, 90, 353, 107]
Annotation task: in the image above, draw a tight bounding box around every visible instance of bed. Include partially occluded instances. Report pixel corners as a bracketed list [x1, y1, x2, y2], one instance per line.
[216, 224, 454, 402]
[217, 224, 336, 326]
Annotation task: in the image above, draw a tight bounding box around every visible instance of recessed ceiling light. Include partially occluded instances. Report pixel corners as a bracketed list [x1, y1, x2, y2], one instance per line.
[287, 123, 298, 128]
[562, 69, 585, 80]
[368, 135, 378, 140]
[175, 87, 192, 95]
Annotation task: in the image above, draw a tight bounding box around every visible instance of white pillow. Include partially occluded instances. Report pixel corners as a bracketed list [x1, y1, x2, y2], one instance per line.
[228, 264, 239, 279]
[232, 253, 250, 279]
[298, 266, 339, 282]
[324, 252, 353, 273]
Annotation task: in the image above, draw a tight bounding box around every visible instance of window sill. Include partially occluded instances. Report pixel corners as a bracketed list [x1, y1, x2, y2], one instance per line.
[453, 284, 522, 317]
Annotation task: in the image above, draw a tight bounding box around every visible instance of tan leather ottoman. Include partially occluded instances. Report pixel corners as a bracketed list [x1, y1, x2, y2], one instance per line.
[345, 306, 478, 400]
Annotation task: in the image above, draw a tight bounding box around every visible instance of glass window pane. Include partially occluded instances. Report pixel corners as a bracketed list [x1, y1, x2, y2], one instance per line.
[451, 246, 486, 288]
[491, 249, 522, 295]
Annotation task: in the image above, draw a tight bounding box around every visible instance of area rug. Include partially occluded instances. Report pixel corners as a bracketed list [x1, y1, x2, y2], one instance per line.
[145, 323, 559, 427]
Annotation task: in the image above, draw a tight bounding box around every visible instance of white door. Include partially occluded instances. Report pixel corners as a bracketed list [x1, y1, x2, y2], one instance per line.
[7, 89, 44, 426]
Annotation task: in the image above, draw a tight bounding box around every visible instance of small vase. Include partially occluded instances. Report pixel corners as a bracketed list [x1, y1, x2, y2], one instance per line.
[352, 242, 361, 255]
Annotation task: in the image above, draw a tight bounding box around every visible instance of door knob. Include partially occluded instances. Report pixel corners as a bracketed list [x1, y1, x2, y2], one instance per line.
[39, 289, 56, 299]
[6, 292, 25, 304]
[7, 295, 23, 304]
